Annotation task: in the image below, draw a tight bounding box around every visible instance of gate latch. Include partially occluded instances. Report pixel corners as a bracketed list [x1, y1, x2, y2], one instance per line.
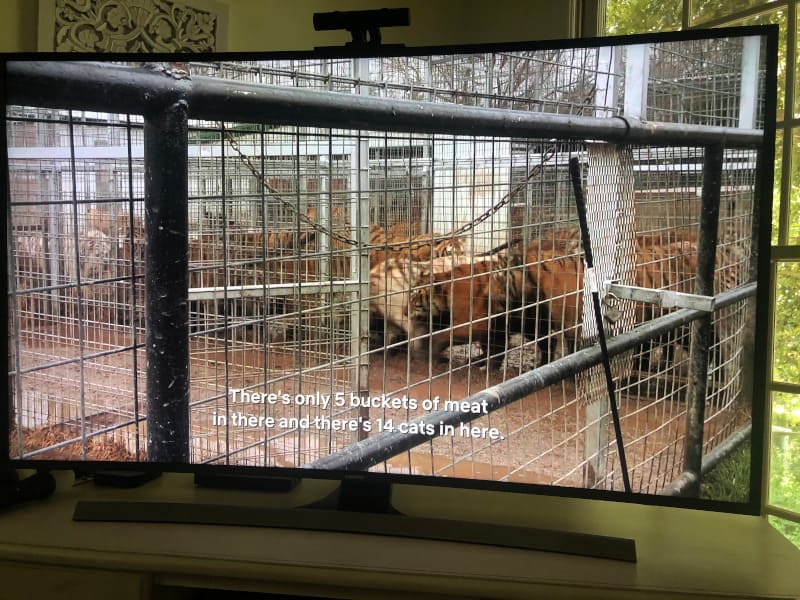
[603, 281, 715, 313]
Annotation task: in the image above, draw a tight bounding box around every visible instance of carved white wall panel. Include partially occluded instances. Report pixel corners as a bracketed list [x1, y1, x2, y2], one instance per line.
[38, 0, 229, 52]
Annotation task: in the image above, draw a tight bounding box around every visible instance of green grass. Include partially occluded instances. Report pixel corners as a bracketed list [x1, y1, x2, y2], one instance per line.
[698, 438, 800, 549]
[769, 516, 800, 549]
[700, 440, 751, 503]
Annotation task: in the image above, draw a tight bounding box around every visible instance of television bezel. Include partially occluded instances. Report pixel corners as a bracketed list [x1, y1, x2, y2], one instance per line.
[1, 24, 778, 517]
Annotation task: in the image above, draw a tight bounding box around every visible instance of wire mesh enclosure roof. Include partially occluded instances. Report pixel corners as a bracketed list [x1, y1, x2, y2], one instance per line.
[189, 37, 768, 127]
[191, 50, 607, 114]
[4, 31, 770, 506]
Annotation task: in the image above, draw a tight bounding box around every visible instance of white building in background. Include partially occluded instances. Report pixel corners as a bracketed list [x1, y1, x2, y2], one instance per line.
[7, 42, 757, 248]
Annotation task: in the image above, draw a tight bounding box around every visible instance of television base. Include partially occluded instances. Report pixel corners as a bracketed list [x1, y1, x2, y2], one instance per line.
[302, 477, 401, 514]
[76, 470, 162, 489]
[194, 471, 299, 493]
[73, 494, 637, 563]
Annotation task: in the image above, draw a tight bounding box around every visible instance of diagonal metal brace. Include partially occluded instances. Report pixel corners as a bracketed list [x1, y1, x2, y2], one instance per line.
[604, 282, 715, 312]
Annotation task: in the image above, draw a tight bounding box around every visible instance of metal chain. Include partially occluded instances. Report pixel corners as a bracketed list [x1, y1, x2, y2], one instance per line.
[221, 125, 360, 247]
[425, 82, 595, 244]
[445, 142, 558, 242]
[219, 82, 594, 250]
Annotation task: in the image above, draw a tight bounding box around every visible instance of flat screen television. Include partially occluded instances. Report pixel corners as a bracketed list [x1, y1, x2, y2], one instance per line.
[1, 24, 777, 561]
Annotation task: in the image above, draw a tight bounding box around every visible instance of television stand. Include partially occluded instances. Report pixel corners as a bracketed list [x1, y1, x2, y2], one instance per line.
[302, 476, 401, 514]
[75, 469, 162, 489]
[4, 473, 799, 598]
[72, 479, 637, 563]
[193, 471, 299, 493]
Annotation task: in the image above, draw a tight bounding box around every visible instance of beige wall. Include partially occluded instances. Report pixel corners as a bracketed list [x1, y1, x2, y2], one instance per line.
[0, 0, 575, 53]
[0, 0, 37, 52]
[224, 0, 575, 50]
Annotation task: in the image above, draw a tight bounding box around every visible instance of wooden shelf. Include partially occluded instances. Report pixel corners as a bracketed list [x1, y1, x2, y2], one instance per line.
[1, 471, 799, 599]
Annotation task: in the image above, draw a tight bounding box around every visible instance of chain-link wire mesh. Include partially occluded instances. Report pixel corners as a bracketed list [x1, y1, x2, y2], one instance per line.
[6, 42, 762, 496]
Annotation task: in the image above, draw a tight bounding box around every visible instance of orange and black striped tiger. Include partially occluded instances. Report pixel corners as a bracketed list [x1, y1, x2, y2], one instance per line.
[369, 257, 431, 351]
[516, 241, 584, 361]
[408, 254, 522, 366]
[527, 235, 707, 364]
[631, 235, 750, 378]
[404, 223, 745, 376]
[259, 224, 354, 284]
[369, 230, 466, 269]
[369, 251, 480, 351]
[406, 237, 580, 368]
[524, 236, 705, 364]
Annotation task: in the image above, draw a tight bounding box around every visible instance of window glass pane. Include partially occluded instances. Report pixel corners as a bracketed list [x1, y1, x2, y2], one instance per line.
[769, 392, 800, 515]
[769, 516, 800, 548]
[773, 129, 783, 245]
[773, 262, 800, 383]
[768, 515, 800, 548]
[692, 0, 780, 25]
[790, 129, 800, 244]
[795, 11, 800, 119]
[605, 0, 682, 35]
[736, 8, 787, 122]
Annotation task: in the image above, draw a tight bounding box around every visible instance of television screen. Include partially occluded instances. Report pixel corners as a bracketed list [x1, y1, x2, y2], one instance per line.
[2, 26, 776, 517]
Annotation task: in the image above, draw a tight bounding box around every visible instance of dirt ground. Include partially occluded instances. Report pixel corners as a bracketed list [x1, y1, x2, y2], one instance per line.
[9, 423, 140, 462]
[9, 325, 750, 493]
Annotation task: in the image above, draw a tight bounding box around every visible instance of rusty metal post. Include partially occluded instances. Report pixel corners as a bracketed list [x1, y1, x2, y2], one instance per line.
[145, 92, 190, 463]
[682, 143, 723, 495]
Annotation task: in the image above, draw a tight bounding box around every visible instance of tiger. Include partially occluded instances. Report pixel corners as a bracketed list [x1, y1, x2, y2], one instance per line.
[386, 220, 423, 238]
[510, 235, 703, 367]
[713, 229, 750, 294]
[632, 233, 749, 382]
[404, 233, 466, 263]
[257, 219, 354, 285]
[633, 238, 699, 319]
[368, 221, 466, 268]
[58, 228, 116, 325]
[369, 223, 387, 246]
[622, 234, 740, 381]
[12, 231, 47, 332]
[408, 255, 522, 367]
[369, 252, 478, 350]
[265, 229, 316, 254]
[85, 205, 147, 325]
[634, 228, 748, 298]
[517, 242, 584, 362]
[539, 225, 583, 255]
[87, 205, 145, 243]
[369, 257, 431, 351]
[405, 237, 558, 368]
[255, 218, 467, 285]
[394, 219, 746, 378]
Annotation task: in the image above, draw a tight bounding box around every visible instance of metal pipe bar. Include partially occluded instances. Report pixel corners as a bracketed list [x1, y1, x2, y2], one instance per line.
[308, 282, 756, 471]
[5, 61, 188, 116]
[682, 143, 724, 497]
[145, 96, 190, 463]
[658, 471, 698, 498]
[660, 423, 752, 497]
[5, 61, 764, 148]
[187, 280, 363, 301]
[699, 423, 752, 479]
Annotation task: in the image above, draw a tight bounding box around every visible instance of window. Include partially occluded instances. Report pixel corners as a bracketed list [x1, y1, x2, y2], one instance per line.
[606, 0, 800, 548]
